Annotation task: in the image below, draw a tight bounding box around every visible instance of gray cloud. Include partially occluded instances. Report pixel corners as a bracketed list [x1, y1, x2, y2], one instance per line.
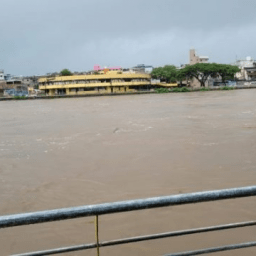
[0, 0, 256, 75]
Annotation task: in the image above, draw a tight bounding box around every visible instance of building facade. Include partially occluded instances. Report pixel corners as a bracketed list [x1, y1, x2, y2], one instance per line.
[38, 67, 178, 96]
[189, 49, 209, 65]
[39, 69, 152, 96]
[235, 57, 256, 80]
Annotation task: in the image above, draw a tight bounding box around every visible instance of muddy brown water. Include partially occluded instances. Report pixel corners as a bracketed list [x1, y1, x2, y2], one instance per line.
[0, 90, 256, 256]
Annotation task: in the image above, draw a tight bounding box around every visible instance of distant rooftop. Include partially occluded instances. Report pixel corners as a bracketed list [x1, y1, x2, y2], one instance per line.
[94, 65, 122, 71]
[133, 64, 153, 69]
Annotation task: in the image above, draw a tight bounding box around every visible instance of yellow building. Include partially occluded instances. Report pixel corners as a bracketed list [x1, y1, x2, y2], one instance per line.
[38, 70, 154, 96]
[38, 69, 178, 96]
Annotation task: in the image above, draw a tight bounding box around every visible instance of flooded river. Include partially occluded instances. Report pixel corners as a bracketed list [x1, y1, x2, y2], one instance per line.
[1, 90, 256, 255]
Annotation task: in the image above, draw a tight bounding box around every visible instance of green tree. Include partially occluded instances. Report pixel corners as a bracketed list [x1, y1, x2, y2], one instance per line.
[176, 69, 187, 85]
[214, 64, 240, 84]
[151, 67, 163, 79]
[60, 69, 73, 76]
[151, 65, 178, 83]
[152, 63, 241, 88]
[181, 63, 219, 87]
[181, 63, 240, 87]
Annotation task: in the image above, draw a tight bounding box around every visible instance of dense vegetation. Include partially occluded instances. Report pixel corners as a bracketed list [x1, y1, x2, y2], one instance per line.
[151, 63, 240, 87]
[151, 65, 186, 84]
[155, 88, 169, 93]
[60, 69, 73, 76]
[155, 87, 190, 93]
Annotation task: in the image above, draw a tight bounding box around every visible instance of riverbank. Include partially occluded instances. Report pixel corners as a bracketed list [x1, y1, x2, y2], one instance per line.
[1, 85, 256, 101]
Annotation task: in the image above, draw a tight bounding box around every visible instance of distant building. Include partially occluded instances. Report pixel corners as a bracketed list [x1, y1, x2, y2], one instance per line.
[4, 74, 12, 81]
[132, 64, 153, 74]
[189, 49, 209, 65]
[93, 65, 122, 72]
[0, 70, 14, 96]
[189, 49, 209, 87]
[234, 57, 256, 80]
[4, 88, 28, 97]
[38, 65, 177, 96]
[39, 67, 151, 96]
[0, 69, 39, 96]
[0, 81, 17, 97]
[5, 77, 22, 87]
[21, 76, 39, 87]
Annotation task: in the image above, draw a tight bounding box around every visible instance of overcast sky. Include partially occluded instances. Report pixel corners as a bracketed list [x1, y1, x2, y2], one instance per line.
[0, 0, 256, 76]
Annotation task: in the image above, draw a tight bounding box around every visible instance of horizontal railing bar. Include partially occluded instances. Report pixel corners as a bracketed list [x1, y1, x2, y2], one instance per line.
[100, 220, 256, 247]
[164, 241, 256, 255]
[1, 186, 256, 228]
[12, 220, 256, 256]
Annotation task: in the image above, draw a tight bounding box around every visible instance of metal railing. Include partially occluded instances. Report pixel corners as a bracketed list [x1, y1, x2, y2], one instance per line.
[1, 186, 256, 256]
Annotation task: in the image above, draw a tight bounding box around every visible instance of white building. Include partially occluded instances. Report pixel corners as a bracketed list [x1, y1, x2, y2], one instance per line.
[235, 57, 256, 80]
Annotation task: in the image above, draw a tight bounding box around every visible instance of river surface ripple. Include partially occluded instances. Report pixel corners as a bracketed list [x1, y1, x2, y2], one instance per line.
[1, 90, 256, 255]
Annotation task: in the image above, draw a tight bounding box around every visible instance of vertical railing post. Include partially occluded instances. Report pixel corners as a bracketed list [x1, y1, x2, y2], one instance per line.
[95, 215, 100, 256]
